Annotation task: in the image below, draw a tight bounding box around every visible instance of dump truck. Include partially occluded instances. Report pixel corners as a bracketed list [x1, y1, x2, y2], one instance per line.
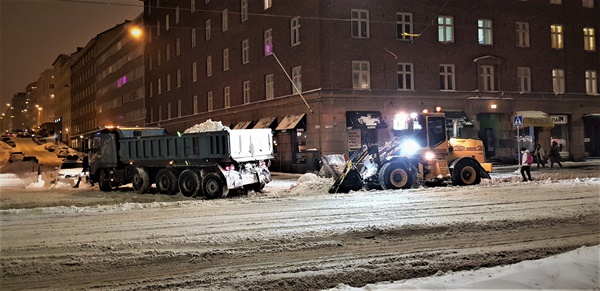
[88, 127, 273, 199]
[328, 111, 492, 193]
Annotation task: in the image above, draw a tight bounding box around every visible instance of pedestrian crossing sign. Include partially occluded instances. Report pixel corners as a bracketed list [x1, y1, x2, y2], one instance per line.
[514, 115, 523, 127]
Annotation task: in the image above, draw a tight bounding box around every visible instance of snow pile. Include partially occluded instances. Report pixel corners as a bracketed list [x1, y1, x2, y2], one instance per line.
[184, 119, 230, 133]
[289, 173, 333, 195]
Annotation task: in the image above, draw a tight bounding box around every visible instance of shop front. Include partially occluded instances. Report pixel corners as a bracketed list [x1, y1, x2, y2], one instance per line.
[345, 111, 387, 156]
[274, 113, 307, 173]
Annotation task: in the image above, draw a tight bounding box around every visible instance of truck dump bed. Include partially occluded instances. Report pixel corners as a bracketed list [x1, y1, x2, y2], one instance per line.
[118, 129, 273, 165]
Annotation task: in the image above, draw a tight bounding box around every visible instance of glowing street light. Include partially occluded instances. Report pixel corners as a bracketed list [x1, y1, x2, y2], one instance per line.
[130, 26, 142, 39]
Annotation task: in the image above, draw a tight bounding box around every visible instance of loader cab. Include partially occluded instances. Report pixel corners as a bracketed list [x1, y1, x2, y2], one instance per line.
[393, 112, 447, 150]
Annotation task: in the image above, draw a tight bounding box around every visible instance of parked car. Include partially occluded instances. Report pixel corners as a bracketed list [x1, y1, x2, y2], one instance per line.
[44, 143, 57, 152]
[3, 137, 16, 147]
[56, 147, 69, 158]
[53, 158, 84, 184]
[8, 151, 25, 163]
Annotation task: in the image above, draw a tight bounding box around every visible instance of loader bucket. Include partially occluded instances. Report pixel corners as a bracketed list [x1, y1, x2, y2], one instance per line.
[328, 168, 363, 193]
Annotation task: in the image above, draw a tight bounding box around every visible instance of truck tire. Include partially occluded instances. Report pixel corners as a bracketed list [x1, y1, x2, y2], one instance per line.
[178, 169, 200, 197]
[378, 162, 415, 190]
[202, 173, 225, 199]
[99, 169, 112, 192]
[132, 167, 150, 194]
[452, 159, 481, 186]
[156, 169, 179, 195]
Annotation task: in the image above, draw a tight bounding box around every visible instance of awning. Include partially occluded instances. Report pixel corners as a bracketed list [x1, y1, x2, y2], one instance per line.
[233, 120, 253, 129]
[513, 111, 555, 129]
[346, 111, 387, 129]
[253, 117, 277, 129]
[275, 113, 306, 131]
[444, 111, 473, 126]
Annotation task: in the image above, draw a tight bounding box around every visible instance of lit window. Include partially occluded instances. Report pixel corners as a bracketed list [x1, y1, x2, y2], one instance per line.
[292, 66, 302, 94]
[585, 70, 597, 95]
[351, 9, 369, 38]
[223, 48, 229, 71]
[178, 100, 182, 117]
[438, 16, 454, 43]
[191, 0, 195, 13]
[440, 64, 455, 91]
[264, 29, 273, 56]
[516, 22, 530, 48]
[582, 0, 594, 7]
[157, 77, 162, 94]
[208, 91, 213, 111]
[397, 63, 414, 90]
[242, 39, 250, 64]
[551, 24, 564, 49]
[291, 17, 301, 46]
[224, 86, 231, 108]
[166, 43, 170, 61]
[243, 81, 251, 103]
[166, 73, 171, 91]
[166, 14, 170, 31]
[552, 69, 565, 94]
[192, 62, 197, 82]
[191, 28, 196, 48]
[396, 13, 413, 40]
[549, 0, 561, 4]
[264, 0, 271, 10]
[176, 69, 181, 88]
[222, 9, 228, 32]
[265, 74, 274, 100]
[176, 38, 180, 56]
[478, 19, 493, 45]
[149, 81, 153, 97]
[193, 95, 198, 113]
[207, 56, 212, 77]
[175, 6, 180, 24]
[206, 19, 211, 40]
[517, 67, 531, 93]
[583, 27, 596, 51]
[352, 61, 370, 90]
[241, 0, 248, 22]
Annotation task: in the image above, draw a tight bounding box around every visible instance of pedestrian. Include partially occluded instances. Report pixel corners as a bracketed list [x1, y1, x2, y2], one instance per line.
[549, 141, 563, 169]
[533, 144, 546, 168]
[520, 147, 533, 182]
[74, 155, 93, 188]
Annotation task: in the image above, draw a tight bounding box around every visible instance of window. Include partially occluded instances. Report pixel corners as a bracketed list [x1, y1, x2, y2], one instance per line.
[222, 9, 228, 32]
[149, 81, 153, 97]
[176, 69, 181, 88]
[206, 19, 211, 40]
[148, 27, 152, 42]
[585, 70, 597, 95]
[176, 6, 180, 24]
[157, 49, 161, 66]
[149, 54, 153, 70]
[292, 66, 302, 94]
[438, 16, 454, 43]
[167, 103, 172, 119]
[207, 56, 212, 77]
[264, 29, 273, 56]
[150, 108, 154, 123]
[264, 0, 271, 10]
[397, 63, 414, 90]
[351, 9, 369, 38]
[241, 0, 248, 22]
[191, 0, 195, 13]
[156, 21, 161, 37]
[242, 39, 250, 64]
[517, 67, 531, 93]
[516, 22, 530, 48]
[551, 25, 563, 49]
[177, 100, 182, 117]
[352, 61, 370, 90]
[166, 14, 170, 31]
[166, 44, 170, 61]
[291, 17, 301, 46]
[583, 27, 596, 51]
[193, 95, 198, 113]
[223, 48, 229, 71]
[480, 65, 495, 91]
[157, 77, 162, 94]
[224, 86, 231, 108]
[266, 74, 274, 99]
[243, 81, 251, 103]
[166, 73, 171, 91]
[396, 13, 413, 40]
[550, 0, 561, 4]
[176, 38, 181, 56]
[191, 28, 196, 48]
[478, 19, 493, 45]
[158, 105, 162, 121]
[205, 0, 210, 3]
[192, 62, 197, 82]
[552, 69, 565, 94]
[208, 91, 213, 111]
[440, 64, 455, 91]
[583, 0, 594, 7]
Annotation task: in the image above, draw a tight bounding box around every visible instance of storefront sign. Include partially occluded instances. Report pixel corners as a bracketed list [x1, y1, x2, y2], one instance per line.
[551, 115, 568, 124]
[348, 129, 361, 149]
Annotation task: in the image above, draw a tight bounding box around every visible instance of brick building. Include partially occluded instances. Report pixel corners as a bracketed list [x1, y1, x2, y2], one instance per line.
[143, 0, 599, 172]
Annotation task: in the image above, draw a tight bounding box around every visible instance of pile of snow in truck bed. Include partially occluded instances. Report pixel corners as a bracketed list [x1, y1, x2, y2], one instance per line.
[184, 119, 230, 133]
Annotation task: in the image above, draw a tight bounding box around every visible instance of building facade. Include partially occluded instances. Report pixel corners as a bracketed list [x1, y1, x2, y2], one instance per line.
[143, 0, 599, 172]
[52, 54, 73, 142]
[35, 69, 56, 128]
[70, 39, 98, 149]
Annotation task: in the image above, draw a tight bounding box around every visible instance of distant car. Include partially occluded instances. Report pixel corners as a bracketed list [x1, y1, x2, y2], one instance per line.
[16, 132, 30, 138]
[3, 138, 16, 147]
[57, 148, 69, 158]
[44, 143, 57, 152]
[53, 159, 84, 184]
[8, 151, 25, 163]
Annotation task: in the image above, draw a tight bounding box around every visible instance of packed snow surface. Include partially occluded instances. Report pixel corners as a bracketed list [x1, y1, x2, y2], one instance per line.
[183, 119, 230, 133]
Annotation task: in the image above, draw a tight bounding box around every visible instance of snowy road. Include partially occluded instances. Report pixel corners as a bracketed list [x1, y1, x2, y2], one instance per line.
[1, 174, 599, 290]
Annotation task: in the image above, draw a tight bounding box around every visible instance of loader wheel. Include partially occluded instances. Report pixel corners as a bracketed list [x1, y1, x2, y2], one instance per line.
[452, 159, 481, 186]
[132, 167, 150, 194]
[156, 169, 179, 195]
[379, 162, 415, 190]
[179, 169, 200, 197]
[244, 182, 265, 193]
[98, 169, 112, 192]
[202, 173, 225, 199]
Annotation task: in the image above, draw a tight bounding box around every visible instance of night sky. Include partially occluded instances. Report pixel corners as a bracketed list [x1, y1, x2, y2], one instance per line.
[0, 0, 142, 107]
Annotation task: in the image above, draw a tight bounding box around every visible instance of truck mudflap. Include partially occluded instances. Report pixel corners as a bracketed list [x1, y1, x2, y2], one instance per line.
[220, 164, 271, 190]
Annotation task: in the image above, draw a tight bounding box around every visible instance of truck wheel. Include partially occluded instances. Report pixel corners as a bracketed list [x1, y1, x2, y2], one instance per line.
[378, 162, 414, 190]
[156, 169, 179, 195]
[178, 169, 200, 197]
[452, 159, 481, 186]
[99, 169, 111, 192]
[132, 167, 150, 194]
[202, 173, 225, 199]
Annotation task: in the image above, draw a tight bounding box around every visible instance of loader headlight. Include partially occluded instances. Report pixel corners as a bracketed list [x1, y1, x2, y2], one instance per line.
[424, 151, 435, 161]
[400, 139, 421, 156]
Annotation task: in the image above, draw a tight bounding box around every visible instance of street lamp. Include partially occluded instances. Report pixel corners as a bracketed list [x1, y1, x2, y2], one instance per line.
[130, 26, 142, 39]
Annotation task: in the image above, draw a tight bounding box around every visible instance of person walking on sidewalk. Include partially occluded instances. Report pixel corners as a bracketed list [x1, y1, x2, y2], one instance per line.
[533, 144, 546, 168]
[520, 147, 533, 182]
[549, 141, 563, 169]
[74, 155, 94, 188]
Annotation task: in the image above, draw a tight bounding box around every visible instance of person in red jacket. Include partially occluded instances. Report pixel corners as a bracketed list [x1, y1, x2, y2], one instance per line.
[520, 147, 533, 182]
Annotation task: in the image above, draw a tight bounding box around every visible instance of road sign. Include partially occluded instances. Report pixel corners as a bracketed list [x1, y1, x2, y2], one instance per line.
[514, 115, 523, 127]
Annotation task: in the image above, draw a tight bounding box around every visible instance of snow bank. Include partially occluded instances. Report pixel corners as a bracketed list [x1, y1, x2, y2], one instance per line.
[289, 173, 334, 196]
[184, 119, 230, 133]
